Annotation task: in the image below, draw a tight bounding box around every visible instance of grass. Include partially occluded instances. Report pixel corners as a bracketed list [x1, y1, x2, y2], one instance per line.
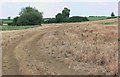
[0, 25, 37, 31]
[0, 19, 13, 24]
[3, 20, 13, 23]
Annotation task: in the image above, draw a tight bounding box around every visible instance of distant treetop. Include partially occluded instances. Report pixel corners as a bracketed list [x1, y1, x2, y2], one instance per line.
[111, 12, 115, 17]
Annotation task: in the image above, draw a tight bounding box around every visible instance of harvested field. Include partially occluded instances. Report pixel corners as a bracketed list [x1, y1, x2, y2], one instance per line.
[2, 19, 118, 75]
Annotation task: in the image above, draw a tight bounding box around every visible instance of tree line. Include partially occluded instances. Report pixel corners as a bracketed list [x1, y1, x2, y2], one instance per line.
[9, 6, 89, 26]
[8, 6, 116, 26]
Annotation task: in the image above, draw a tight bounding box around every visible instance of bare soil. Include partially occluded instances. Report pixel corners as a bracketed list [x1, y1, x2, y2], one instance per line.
[2, 19, 118, 75]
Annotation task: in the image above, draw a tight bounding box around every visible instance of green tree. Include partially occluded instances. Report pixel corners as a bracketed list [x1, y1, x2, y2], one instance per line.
[55, 7, 70, 23]
[13, 16, 19, 26]
[17, 6, 43, 26]
[111, 12, 115, 17]
[55, 13, 63, 23]
[62, 7, 70, 18]
[8, 17, 11, 20]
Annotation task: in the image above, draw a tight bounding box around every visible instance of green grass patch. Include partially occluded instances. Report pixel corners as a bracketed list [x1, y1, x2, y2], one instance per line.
[3, 20, 13, 23]
[0, 19, 13, 24]
[87, 17, 107, 21]
[0, 25, 37, 31]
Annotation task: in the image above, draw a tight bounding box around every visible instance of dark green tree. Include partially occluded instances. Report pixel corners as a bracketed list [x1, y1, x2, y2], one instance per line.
[8, 17, 11, 20]
[62, 7, 70, 18]
[17, 6, 43, 26]
[55, 7, 70, 23]
[55, 13, 63, 23]
[13, 16, 19, 26]
[111, 12, 115, 17]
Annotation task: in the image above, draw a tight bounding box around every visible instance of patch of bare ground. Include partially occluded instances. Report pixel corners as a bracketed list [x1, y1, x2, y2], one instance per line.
[2, 19, 118, 75]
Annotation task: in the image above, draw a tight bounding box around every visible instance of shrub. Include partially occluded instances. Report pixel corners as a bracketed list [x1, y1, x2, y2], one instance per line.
[68, 16, 89, 22]
[62, 18, 69, 22]
[8, 22, 13, 26]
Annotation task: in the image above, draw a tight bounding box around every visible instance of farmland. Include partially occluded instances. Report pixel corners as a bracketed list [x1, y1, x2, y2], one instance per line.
[2, 18, 118, 75]
[0, 16, 115, 31]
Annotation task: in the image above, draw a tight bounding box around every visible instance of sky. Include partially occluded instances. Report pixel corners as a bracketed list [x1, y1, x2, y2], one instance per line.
[0, 0, 119, 19]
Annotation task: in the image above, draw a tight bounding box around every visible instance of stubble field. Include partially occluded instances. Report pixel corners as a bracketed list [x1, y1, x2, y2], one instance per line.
[2, 19, 118, 75]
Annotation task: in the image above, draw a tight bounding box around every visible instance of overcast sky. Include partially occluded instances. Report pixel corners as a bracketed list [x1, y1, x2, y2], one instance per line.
[0, 0, 119, 19]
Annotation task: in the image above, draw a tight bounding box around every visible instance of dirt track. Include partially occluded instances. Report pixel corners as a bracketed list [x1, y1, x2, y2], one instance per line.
[2, 19, 118, 75]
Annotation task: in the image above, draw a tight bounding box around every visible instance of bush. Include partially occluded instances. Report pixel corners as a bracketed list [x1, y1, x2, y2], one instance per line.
[68, 16, 89, 22]
[8, 22, 13, 26]
[62, 18, 69, 22]
[89, 16, 97, 17]
[43, 18, 68, 24]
